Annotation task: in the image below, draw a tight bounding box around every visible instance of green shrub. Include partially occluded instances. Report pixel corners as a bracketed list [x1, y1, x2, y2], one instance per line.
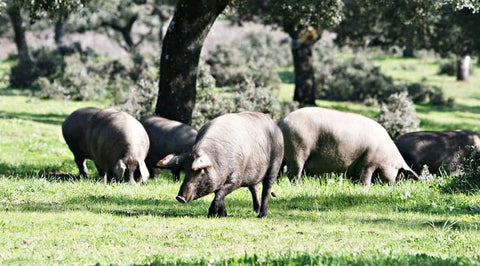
[114, 78, 158, 119]
[375, 91, 420, 139]
[206, 32, 291, 88]
[314, 46, 402, 103]
[35, 53, 108, 101]
[405, 82, 455, 107]
[429, 86, 455, 107]
[438, 59, 456, 76]
[192, 60, 298, 129]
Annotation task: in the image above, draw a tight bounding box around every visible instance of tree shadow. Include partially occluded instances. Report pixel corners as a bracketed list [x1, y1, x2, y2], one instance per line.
[0, 110, 67, 126]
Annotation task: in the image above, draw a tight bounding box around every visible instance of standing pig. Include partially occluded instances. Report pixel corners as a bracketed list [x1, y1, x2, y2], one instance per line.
[157, 111, 284, 218]
[278, 107, 418, 185]
[394, 129, 480, 175]
[62, 107, 102, 177]
[140, 115, 197, 181]
[86, 109, 150, 184]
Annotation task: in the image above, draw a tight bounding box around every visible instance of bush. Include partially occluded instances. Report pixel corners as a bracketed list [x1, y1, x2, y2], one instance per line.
[206, 32, 291, 88]
[314, 46, 402, 103]
[192, 60, 298, 129]
[375, 91, 420, 139]
[114, 78, 158, 119]
[438, 59, 456, 76]
[35, 53, 108, 101]
[441, 146, 480, 194]
[36, 50, 158, 103]
[406, 83, 455, 107]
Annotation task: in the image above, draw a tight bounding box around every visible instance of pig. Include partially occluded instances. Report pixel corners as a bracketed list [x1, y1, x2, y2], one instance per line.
[157, 111, 284, 218]
[86, 108, 150, 184]
[394, 129, 480, 175]
[62, 107, 102, 177]
[140, 115, 197, 181]
[278, 107, 419, 185]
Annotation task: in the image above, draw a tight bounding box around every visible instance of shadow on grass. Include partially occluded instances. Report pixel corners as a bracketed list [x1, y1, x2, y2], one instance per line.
[0, 161, 87, 182]
[5, 192, 209, 218]
[144, 251, 480, 266]
[0, 110, 67, 126]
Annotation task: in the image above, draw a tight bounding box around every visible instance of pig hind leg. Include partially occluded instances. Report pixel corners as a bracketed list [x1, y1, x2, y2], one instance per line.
[249, 184, 260, 212]
[258, 159, 282, 218]
[74, 154, 88, 177]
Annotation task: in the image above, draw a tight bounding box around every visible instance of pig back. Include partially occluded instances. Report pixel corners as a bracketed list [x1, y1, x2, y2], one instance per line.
[140, 115, 197, 166]
[281, 107, 393, 171]
[395, 129, 480, 174]
[195, 111, 283, 178]
[62, 107, 102, 157]
[87, 109, 150, 169]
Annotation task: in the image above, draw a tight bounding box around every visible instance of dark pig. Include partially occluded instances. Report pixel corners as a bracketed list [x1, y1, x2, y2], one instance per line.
[278, 107, 419, 185]
[86, 109, 150, 184]
[394, 129, 480, 175]
[140, 115, 197, 180]
[158, 111, 284, 218]
[62, 107, 102, 177]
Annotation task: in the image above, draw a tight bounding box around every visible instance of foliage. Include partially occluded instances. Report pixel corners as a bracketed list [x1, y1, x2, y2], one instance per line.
[192, 59, 297, 129]
[113, 78, 158, 119]
[375, 91, 420, 139]
[206, 32, 291, 88]
[438, 58, 457, 76]
[34, 48, 158, 105]
[235, 0, 343, 29]
[406, 83, 455, 107]
[314, 45, 401, 103]
[440, 146, 480, 194]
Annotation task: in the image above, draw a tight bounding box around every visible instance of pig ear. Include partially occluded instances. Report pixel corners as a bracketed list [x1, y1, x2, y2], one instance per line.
[138, 161, 150, 183]
[157, 153, 187, 168]
[113, 160, 126, 180]
[192, 154, 212, 171]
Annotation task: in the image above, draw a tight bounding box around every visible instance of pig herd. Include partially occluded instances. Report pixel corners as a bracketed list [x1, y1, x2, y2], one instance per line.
[62, 106, 480, 218]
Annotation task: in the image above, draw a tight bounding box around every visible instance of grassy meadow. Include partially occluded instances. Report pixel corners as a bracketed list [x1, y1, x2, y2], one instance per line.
[2, 56, 480, 265]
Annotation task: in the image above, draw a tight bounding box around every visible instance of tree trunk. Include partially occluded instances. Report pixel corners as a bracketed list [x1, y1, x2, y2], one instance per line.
[54, 15, 66, 47]
[7, 3, 32, 65]
[284, 24, 319, 105]
[155, 0, 229, 125]
[402, 47, 415, 58]
[457, 55, 470, 81]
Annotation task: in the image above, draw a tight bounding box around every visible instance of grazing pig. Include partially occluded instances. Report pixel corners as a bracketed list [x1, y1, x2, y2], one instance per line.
[394, 129, 480, 175]
[86, 109, 150, 184]
[157, 111, 284, 218]
[62, 107, 102, 177]
[140, 115, 197, 181]
[278, 107, 418, 185]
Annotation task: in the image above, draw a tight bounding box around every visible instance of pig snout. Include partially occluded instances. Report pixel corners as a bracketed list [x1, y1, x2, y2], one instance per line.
[176, 195, 187, 203]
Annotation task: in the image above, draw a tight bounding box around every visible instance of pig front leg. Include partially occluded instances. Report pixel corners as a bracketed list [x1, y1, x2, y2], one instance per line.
[207, 182, 238, 218]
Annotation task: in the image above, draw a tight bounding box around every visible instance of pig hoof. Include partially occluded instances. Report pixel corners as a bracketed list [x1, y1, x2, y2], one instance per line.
[176, 195, 187, 203]
[257, 211, 267, 218]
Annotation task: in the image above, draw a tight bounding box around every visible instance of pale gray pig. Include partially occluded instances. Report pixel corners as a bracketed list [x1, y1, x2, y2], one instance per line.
[140, 115, 197, 180]
[86, 109, 150, 184]
[62, 107, 102, 177]
[395, 129, 480, 175]
[158, 111, 284, 218]
[278, 107, 418, 185]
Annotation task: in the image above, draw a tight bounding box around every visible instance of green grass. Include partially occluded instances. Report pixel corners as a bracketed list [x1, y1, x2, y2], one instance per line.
[2, 56, 480, 264]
